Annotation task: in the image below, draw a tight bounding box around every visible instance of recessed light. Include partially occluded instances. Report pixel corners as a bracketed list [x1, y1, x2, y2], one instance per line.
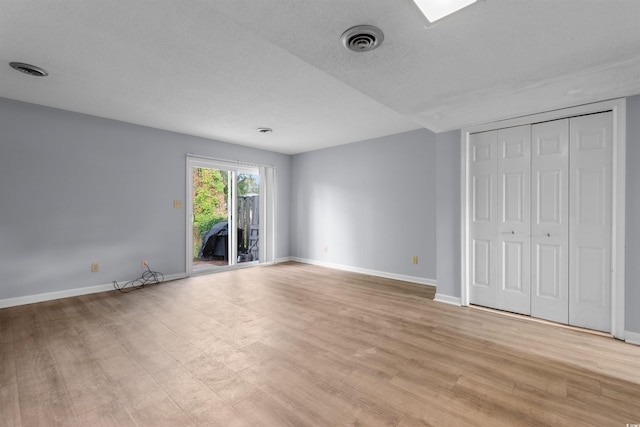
[257, 127, 273, 133]
[9, 62, 48, 77]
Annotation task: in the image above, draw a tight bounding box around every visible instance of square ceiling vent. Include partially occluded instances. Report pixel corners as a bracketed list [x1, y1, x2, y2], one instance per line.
[412, 0, 477, 23]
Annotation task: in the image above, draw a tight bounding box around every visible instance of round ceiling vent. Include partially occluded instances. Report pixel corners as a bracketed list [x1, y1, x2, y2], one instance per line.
[10, 62, 48, 77]
[341, 25, 384, 52]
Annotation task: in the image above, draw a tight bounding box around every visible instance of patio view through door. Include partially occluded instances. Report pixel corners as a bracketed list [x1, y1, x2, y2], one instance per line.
[189, 158, 261, 273]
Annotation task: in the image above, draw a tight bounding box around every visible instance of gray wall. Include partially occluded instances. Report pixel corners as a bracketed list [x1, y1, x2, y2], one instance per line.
[435, 130, 461, 298]
[626, 95, 640, 334]
[0, 98, 290, 300]
[291, 129, 438, 281]
[2, 94, 638, 336]
[290, 98, 640, 336]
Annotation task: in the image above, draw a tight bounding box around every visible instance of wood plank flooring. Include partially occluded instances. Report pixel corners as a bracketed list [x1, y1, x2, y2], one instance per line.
[1, 261, 639, 426]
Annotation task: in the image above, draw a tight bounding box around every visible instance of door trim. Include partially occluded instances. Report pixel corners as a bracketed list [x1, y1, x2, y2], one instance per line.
[460, 98, 626, 339]
[186, 156, 262, 276]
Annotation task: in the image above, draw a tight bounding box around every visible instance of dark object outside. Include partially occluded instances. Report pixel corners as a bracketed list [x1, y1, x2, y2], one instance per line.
[198, 222, 244, 261]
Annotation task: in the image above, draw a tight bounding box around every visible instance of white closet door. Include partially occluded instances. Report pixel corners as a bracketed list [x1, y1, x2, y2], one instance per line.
[496, 126, 531, 314]
[469, 131, 498, 309]
[569, 112, 612, 332]
[531, 119, 569, 324]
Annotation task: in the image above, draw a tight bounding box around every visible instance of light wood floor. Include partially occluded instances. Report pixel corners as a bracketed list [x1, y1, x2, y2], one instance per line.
[1, 262, 639, 426]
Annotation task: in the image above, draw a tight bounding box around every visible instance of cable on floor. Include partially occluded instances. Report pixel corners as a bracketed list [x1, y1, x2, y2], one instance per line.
[113, 265, 164, 293]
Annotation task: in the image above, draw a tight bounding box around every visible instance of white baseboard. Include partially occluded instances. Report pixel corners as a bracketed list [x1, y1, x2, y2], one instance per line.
[0, 273, 187, 309]
[625, 330, 640, 346]
[290, 257, 437, 287]
[434, 293, 462, 306]
[276, 256, 293, 263]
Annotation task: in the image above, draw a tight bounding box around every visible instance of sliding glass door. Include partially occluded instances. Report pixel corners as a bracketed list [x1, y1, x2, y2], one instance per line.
[188, 157, 266, 274]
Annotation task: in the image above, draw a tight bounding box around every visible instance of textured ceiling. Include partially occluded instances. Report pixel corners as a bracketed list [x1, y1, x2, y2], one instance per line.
[1, 0, 639, 154]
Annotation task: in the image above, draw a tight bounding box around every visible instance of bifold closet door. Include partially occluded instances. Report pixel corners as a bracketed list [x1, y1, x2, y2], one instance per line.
[470, 125, 531, 313]
[470, 130, 498, 308]
[531, 119, 569, 324]
[496, 126, 531, 314]
[470, 112, 613, 332]
[569, 112, 612, 332]
[471, 119, 573, 322]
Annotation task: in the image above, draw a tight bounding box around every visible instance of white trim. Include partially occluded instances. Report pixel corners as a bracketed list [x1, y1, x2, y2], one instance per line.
[229, 170, 238, 265]
[291, 257, 437, 287]
[190, 261, 258, 276]
[276, 256, 293, 263]
[625, 331, 640, 346]
[434, 294, 462, 306]
[186, 153, 275, 170]
[186, 156, 194, 276]
[464, 99, 622, 133]
[460, 133, 470, 306]
[259, 167, 267, 264]
[270, 169, 277, 263]
[0, 273, 187, 309]
[187, 155, 269, 276]
[610, 100, 626, 341]
[460, 98, 626, 338]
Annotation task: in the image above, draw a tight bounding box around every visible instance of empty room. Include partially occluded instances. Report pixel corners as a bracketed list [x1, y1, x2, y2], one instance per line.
[1, 0, 639, 426]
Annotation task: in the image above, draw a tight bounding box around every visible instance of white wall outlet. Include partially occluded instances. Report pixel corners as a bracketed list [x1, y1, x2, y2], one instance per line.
[173, 200, 183, 209]
[411, 256, 419, 265]
[141, 259, 148, 268]
[323, 246, 328, 254]
[91, 263, 99, 272]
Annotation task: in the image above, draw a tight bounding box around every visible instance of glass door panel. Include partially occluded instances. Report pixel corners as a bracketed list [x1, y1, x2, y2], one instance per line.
[192, 166, 231, 272]
[236, 172, 260, 264]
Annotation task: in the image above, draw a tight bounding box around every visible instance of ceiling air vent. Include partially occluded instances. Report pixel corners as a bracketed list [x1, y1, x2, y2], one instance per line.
[10, 62, 48, 77]
[341, 25, 384, 52]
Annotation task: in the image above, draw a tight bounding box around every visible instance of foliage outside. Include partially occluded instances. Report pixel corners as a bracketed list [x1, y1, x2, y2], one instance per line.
[192, 168, 259, 258]
[237, 173, 259, 197]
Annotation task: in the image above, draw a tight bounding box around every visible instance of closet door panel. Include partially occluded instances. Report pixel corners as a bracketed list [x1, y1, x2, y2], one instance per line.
[469, 131, 498, 308]
[536, 243, 562, 298]
[496, 126, 531, 314]
[569, 112, 612, 332]
[531, 119, 569, 324]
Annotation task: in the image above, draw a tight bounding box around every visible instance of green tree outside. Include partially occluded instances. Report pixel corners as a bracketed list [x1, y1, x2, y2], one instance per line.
[237, 172, 259, 196]
[193, 168, 228, 257]
[192, 169, 260, 259]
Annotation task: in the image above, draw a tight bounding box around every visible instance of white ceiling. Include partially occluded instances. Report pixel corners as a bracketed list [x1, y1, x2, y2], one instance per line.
[1, 0, 639, 154]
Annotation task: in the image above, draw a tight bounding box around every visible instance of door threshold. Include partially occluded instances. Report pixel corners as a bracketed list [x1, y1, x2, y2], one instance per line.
[469, 304, 612, 338]
[190, 261, 260, 276]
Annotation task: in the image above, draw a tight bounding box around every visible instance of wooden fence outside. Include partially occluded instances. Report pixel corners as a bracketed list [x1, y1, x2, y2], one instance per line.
[237, 195, 259, 260]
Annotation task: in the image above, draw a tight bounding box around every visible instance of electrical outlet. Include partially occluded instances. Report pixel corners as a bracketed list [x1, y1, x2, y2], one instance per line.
[411, 256, 418, 265]
[91, 263, 99, 272]
[141, 259, 148, 268]
[173, 200, 182, 209]
[323, 246, 328, 254]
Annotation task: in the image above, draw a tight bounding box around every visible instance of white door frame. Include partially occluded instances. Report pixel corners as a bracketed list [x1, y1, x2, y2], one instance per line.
[461, 98, 626, 339]
[186, 156, 261, 276]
